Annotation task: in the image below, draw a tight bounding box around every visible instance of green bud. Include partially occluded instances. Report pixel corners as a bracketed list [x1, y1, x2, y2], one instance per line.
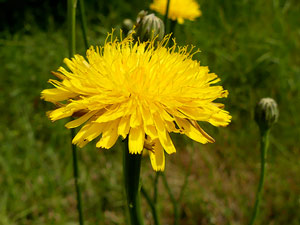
[136, 10, 148, 24]
[133, 11, 165, 43]
[255, 98, 279, 132]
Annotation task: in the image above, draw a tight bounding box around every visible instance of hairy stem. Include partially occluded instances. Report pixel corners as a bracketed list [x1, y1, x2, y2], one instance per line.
[249, 130, 269, 225]
[68, 0, 84, 224]
[123, 138, 145, 225]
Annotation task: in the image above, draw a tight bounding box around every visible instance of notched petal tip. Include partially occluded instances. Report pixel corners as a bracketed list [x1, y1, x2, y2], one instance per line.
[153, 166, 164, 172]
[221, 90, 229, 98]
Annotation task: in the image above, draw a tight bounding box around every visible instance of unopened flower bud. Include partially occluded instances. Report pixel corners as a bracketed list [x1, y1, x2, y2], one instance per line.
[255, 98, 279, 132]
[134, 11, 165, 42]
[136, 10, 148, 24]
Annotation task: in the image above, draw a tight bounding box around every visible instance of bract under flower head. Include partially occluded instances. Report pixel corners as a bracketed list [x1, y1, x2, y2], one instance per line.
[150, 0, 202, 24]
[41, 31, 231, 171]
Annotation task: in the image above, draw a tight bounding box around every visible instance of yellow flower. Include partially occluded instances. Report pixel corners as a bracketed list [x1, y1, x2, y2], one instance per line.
[150, 0, 202, 24]
[41, 32, 231, 171]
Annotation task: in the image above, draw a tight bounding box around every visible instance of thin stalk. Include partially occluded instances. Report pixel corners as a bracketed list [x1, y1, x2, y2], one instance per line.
[68, 0, 77, 57]
[78, 0, 89, 49]
[71, 129, 84, 225]
[170, 20, 177, 38]
[68, 0, 84, 224]
[161, 172, 179, 225]
[153, 172, 160, 204]
[164, 0, 171, 33]
[123, 138, 145, 225]
[141, 185, 161, 225]
[179, 144, 195, 202]
[249, 130, 269, 225]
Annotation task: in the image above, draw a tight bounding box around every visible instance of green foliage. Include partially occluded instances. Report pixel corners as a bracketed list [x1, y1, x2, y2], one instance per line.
[0, 0, 299, 224]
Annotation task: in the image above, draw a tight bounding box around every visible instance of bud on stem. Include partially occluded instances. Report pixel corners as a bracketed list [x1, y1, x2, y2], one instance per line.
[255, 97, 279, 133]
[132, 11, 165, 43]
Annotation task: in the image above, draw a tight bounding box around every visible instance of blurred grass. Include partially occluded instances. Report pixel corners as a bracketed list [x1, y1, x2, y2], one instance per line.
[0, 0, 299, 224]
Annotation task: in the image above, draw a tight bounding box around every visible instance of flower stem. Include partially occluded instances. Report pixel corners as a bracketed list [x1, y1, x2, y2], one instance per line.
[141, 185, 161, 225]
[68, 0, 84, 224]
[179, 144, 195, 202]
[161, 172, 179, 225]
[78, 0, 89, 49]
[170, 20, 177, 38]
[249, 130, 269, 225]
[71, 129, 84, 225]
[153, 172, 160, 204]
[164, 0, 171, 33]
[68, 0, 77, 57]
[123, 138, 145, 225]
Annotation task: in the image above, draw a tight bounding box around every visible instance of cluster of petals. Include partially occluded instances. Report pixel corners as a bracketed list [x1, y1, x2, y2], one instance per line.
[150, 0, 202, 24]
[41, 32, 231, 171]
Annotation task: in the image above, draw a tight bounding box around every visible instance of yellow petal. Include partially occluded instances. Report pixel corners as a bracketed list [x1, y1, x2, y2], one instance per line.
[190, 120, 215, 143]
[51, 71, 66, 80]
[73, 122, 106, 148]
[96, 119, 119, 149]
[129, 126, 145, 154]
[41, 88, 77, 102]
[153, 113, 176, 154]
[72, 123, 91, 147]
[208, 78, 221, 85]
[84, 123, 106, 142]
[178, 106, 210, 121]
[175, 118, 214, 144]
[208, 110, 232, 127]
[139, 102, 154, 127]
[130, 106, 142, 128]
[159, 107, 174, 122]
[65, 111, 97, 128]
[144, 125, 158, 140]
[94, 104, 124, 123]
[165, 120, 179, 133]
[118, 115, 130, 138]
[149, 139, 165, 171]
[48, 107, 74, 121]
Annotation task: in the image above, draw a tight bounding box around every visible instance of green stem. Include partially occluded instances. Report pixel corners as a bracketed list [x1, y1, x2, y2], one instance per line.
[78, 0, 89, 49]
[164, 0, 171, 33]
[179, 144, 195, 202]
[141, 185, 161, 225]
[68, 0, 77, 57]
[249, 130, 269, 225]
[153, 172, 160, 204]
[68, 0, 84, 224]
[71, 128, 84, 225]
[161, 172, 179, 225]
[170, 20, 177, 38]
[123, 138, 145, 225]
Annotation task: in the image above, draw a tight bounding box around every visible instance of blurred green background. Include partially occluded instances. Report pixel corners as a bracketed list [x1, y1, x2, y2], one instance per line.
[0, 0, 299, 224]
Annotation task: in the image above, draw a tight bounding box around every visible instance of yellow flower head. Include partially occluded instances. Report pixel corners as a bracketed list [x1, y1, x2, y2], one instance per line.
[41, 32, 231, 171]
[150, 0, 202, 24]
